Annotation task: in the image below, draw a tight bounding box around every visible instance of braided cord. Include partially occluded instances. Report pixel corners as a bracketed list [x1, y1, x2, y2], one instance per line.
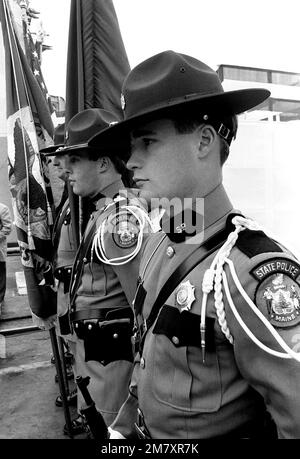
[201, 215, 300, 363]
[91, 204, 152, 266]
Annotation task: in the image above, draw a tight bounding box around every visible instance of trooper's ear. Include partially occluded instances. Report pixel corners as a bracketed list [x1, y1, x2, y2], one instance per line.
[98, 156, 111, 172]
[197, 124, 216, 158]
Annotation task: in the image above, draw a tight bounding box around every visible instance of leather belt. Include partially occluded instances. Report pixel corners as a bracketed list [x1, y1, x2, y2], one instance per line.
[70, 306, 132, 323]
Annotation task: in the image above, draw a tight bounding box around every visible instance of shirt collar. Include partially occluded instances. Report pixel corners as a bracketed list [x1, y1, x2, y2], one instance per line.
[160, 184, 233, 242]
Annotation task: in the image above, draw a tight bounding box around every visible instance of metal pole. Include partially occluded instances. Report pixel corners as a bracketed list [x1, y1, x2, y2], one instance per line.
[57, 336, 70, 393]
[49, 327, 73, 438]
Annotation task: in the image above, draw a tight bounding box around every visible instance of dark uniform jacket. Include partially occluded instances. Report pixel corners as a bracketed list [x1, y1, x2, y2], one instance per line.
[111, 184, 300, 439]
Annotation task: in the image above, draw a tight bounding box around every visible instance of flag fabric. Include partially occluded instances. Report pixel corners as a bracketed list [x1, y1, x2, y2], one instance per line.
[65, 0, 130, 125]
[64, 0, 131, 243]
[0, 0, 56, 322]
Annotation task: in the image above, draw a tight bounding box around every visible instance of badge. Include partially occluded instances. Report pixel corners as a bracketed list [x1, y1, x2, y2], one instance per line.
[111, 212, 139, 248]
[175, 280, 196, 312]
[252, 258, 300, 328]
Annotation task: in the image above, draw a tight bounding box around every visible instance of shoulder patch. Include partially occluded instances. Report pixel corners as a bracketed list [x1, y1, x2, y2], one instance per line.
[252, 257, 300, 328]
[236, 229, 283, 258]
[110, 211, 139, 249]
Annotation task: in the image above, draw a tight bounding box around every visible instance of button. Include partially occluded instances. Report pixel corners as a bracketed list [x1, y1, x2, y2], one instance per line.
[83, 257, 87, 263]
[140, 357, 145, 369]
[88, 324, 92, 330]
[75, 323, 79, 328]
[68, 269, 71, 273]
[70, 308, 74, 313]
[113, 333, 118, 339]
[166, 246, 175, 258]
[172, 336, 179, 345]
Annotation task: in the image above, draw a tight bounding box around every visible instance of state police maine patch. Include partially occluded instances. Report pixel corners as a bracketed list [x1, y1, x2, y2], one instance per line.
[251, 258, 300, 328]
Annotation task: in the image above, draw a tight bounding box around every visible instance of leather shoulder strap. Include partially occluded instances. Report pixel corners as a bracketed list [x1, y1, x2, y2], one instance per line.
[52, 200, 70, 250]
[140, 226, 230, 350]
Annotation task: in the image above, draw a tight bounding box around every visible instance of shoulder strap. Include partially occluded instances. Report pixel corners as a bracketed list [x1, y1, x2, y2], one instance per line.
[69, 218, 97, 307]
[69, 200, 120, 307]
[139, 226, 230, 351]
[52, 200, 70, 250]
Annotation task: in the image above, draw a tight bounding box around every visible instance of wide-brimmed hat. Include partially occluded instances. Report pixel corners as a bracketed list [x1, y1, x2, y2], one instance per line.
[89, 50, 270, 153]
[40, 123, 65, 155]
[41, 108, 119, 156]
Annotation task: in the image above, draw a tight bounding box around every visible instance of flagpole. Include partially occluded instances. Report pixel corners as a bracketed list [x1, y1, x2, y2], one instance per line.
[1, 1, 74, 437]
[49, 328, 74, 439]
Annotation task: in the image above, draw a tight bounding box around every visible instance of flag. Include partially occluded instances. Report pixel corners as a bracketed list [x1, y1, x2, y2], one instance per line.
[65, 0, 130, 125]
[64, 0, 131, 243]
[0, 0, 56, 322]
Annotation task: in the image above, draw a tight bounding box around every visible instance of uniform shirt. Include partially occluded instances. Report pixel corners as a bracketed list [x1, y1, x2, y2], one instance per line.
[70, 179, 151, 314]
[0, 203, 12, 261]
[68, 179, 152, 424]
[53, 199, 77, 272]
[111, 184, 300, 439]
[51, 198, 78, 337]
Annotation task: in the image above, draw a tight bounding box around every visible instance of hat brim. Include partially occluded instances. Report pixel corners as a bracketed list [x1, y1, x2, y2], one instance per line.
[41, 143, 92, 157]
[40, 143, 65, 156]
[88, 88, 270, 157]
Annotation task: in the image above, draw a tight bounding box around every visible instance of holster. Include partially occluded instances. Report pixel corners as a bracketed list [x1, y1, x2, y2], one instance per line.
[58, 312, 72, 336]
[54, 265, 72, 294]
[73, 307, 134, 366]
[43, 265, 55, 287]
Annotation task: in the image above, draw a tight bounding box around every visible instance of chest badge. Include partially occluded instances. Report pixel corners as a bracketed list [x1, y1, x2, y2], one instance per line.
[175, 280, 196, 312]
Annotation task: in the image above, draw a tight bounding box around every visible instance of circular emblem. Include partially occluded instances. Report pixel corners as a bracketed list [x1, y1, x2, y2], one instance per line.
[177, 288, 188, 306]
[256, 272, 300, 328]
[175, 280, 196, 312]
[111, 213, 139, 249]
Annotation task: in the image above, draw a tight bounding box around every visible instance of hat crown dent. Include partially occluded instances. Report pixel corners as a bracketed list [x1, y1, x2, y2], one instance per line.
[53, 123, 65, 146]
[66, 108, 119, 147]
[123, 50, 225, 118]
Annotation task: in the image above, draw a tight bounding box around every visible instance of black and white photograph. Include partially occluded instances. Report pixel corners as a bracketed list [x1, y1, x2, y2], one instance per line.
[0, 0, 299, 447]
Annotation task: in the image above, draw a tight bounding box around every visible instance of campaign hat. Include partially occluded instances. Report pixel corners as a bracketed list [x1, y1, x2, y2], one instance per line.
[41, 109, 119, 156]
[40, 123, 65, 155]
[88, 50, 270, 152]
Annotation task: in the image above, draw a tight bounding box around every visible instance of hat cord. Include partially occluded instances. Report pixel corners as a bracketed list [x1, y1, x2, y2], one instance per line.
[201, 216, 300, 363]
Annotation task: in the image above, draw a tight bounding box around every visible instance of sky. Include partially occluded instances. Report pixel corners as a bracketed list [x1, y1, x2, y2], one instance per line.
[29, 0, 300, 100]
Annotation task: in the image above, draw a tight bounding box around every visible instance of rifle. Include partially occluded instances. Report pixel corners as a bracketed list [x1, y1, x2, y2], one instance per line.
[76, 375, 109, 440]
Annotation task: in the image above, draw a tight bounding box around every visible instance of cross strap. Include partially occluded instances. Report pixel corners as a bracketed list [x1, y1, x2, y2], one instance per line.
[138, 226, 231, 353]
[69, 218, 97, 307]
[52, 199, 70, 251]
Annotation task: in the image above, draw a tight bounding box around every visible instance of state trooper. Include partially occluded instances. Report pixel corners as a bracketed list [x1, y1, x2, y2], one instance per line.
[89, 50, 300, 439]
[51, 108, 154, 427]
[41, 123, 85, 435]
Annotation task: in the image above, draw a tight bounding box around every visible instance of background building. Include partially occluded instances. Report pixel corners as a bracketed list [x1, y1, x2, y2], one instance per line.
[217, 64, 300, 122]
[219, 64, 300, 256]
